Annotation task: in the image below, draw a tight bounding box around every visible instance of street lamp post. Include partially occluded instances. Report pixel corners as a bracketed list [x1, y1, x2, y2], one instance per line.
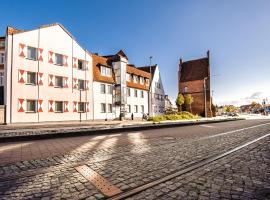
[149, 56, 153, 117]
[204, 77, 208, 118]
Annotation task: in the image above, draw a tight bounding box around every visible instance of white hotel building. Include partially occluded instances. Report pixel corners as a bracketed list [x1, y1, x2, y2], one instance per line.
[0, 23, 165, 123]
[1, 24, 92, 123]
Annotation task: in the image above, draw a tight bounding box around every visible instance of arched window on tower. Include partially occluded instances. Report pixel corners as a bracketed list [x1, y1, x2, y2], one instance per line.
[184, 86, 188, 93]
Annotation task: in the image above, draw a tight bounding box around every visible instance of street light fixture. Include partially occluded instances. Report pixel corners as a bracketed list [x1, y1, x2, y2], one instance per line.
[149, 56, 153, 117]
[204, 77, 208, 118]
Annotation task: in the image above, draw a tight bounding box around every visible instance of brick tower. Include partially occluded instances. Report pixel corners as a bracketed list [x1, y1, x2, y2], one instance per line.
[178, 51, 214, 117]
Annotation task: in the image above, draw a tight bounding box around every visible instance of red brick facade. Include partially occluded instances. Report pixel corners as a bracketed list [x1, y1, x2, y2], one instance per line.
[178, 51, 215, 117]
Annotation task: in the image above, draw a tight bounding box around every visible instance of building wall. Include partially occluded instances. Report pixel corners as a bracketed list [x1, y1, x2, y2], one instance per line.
[150, 66, 165, 116]
[126, 87, 148, 119]
[93, 81, 148, 120]
[5, 25, 93, 123]
[179, 79, 212, 116]
[93, 81, 115, 120]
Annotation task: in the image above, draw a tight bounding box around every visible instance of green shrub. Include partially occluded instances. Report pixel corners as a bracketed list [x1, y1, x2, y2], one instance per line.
[149, 112, 200, 122]
[149, 115, 166, 122]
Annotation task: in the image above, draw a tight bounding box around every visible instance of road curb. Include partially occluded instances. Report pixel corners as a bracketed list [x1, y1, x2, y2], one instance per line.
[0, 118, 245, 143]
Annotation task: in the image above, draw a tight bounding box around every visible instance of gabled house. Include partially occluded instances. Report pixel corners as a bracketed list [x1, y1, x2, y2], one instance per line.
[92, 50, 150, 120]
[2, 23, 92, 123]
[138, 65, 165, 116]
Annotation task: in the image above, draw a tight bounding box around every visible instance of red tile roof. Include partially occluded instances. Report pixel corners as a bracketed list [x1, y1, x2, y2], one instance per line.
[92, 54, 115, 84]
[92, 52, 151, 91]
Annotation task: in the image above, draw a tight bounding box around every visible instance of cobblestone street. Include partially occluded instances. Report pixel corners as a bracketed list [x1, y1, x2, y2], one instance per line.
[0, 119, 270, 199]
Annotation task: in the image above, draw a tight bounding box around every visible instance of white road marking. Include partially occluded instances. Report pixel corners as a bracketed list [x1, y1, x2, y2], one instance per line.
[203, 122, 270, 140]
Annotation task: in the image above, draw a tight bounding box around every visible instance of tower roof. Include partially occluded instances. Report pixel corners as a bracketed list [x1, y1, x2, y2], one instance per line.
[180, 57, 209, 82]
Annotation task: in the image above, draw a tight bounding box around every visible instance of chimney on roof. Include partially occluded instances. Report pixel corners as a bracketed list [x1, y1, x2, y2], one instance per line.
[207, 50, 210, 59]
[179, 59, 183, 65]
[94, 53, 98, 55]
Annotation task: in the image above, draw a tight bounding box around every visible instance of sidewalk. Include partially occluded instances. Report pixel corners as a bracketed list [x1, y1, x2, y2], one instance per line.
[0, 117, 244, 142]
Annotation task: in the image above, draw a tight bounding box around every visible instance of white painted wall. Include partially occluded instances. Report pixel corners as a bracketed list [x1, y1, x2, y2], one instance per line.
[126, 87, 149, 119]
[5, 24, 93, 123]
[150, 66, 165, 116]
[93, 81, 116, 120]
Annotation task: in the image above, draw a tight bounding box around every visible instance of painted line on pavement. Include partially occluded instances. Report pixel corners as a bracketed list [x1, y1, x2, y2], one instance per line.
[202, 122, 270, 140]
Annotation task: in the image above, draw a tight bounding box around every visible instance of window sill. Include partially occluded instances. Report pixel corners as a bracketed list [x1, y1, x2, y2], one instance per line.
[25, 111, 37, 113]
[54, 111, 64, 113]
[54, 63, 64, 67]
[26, 57, 38, 61]
[25, 83, 37, 86]
[54, 86, 64, 89]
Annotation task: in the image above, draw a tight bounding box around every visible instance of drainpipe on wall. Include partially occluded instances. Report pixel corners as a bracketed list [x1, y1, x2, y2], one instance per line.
[84, 49, 87, 121]
[37, 28, 40, 123]
[9, 33, 14, 123]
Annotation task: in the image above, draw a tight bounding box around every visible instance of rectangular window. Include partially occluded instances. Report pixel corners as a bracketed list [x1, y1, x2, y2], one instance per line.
[108, 104, 112, 113]
[127, 105, 131, 113]
[26, 100, 36, 112]
[55, 53, 64, 65]
[78, 102, 86, 113]
[141, 105, 144, 113]
[55, 101, 63, 112]
[27, 46, 37, 60]
[133, 75, 138, 83]
[100, 84, 106, 94]
[26, 72, 37, 85]
[146, 79, 150, 86]
[107, 85, 113, 94]
[0, 53, 4, 64]
[100, 66, 112, 77]
[0, 72, 3, 86]
[141, 90, 144, 98]
[140, 77, 145, 85]
[101, 103, 106, 113]
[134, 89, 138, 97]
[106, 67, 112, 76]
[134, 105, 138, 113]
[78, 59, 85, 70]
[127, 88, 131, 97]
[78, 79, 85, 90]
[55, 76, 64, 88]
[101, 66, 106, 76]
[0, 41, 4, 47]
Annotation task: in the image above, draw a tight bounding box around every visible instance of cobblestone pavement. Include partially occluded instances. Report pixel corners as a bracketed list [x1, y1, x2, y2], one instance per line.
[129, 136, 270, 200]
[0, 119, 269, 199]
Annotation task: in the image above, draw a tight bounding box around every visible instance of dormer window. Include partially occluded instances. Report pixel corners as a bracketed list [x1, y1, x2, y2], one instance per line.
[101, 66, 112, 77]
[0, 41, 5, 48]
[140, 77, 145, 85]
[133, 75, 138, 83]
[0, 53, 4, 64]
[146, 79, 150, 86]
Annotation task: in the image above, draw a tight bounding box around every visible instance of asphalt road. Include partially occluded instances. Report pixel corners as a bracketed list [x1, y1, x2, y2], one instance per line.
[0, 119, 269, 200]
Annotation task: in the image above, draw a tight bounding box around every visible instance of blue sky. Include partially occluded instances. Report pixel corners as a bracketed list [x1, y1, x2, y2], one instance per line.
[1, 0, 270, 105]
